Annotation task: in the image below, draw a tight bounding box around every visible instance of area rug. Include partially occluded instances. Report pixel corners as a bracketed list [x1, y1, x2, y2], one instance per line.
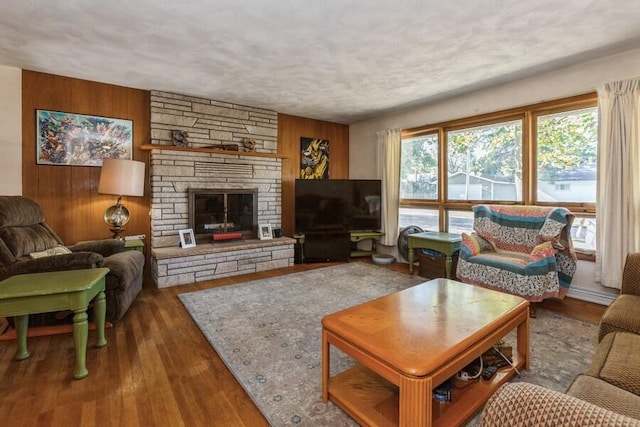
[179, 263, 598, 426]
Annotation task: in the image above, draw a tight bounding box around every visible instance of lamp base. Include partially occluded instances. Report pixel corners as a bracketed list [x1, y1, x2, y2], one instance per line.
[109, 226, 126, 240]
[104, 196, 130, 240]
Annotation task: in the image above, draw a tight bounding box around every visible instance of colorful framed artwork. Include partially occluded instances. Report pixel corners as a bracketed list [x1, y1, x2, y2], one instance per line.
[36, 109, 133, 166]
[300, 137, 329, 179]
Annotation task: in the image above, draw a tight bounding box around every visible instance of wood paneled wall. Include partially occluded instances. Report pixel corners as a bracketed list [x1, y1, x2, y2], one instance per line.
[20, 72, 347, 252]
[22, 71, 151, 246]
[278, 114, 349, 236]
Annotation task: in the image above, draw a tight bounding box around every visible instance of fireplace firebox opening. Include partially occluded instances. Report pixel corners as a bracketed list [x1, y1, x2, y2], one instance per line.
[188, 188, 258, 241]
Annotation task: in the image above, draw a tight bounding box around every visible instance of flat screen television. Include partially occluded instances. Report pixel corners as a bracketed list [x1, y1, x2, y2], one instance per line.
[295, 179, 381, 233]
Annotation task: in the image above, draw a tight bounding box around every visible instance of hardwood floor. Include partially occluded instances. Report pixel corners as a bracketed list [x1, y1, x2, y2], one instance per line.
[0, 260, 606, 426]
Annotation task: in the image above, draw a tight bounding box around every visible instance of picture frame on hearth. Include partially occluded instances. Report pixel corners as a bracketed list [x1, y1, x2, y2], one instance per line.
[259, 224, 273, 240]
[179, 228, 196, 248]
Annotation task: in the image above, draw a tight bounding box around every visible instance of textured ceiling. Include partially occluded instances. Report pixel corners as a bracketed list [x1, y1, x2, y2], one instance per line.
[1, 1, 640, 124]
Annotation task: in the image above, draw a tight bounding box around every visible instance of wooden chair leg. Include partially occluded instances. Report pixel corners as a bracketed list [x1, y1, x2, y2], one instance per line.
[529, 302, 538, 318]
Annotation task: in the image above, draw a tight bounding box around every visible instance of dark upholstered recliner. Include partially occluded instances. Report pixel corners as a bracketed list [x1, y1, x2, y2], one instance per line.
[0, 195, 144, 324]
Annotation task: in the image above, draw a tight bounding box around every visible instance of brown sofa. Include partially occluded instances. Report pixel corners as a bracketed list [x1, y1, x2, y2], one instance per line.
[481, 332, 640, 426]
[481, 253, 640, 426]
[0, 195, 144, 323]
[599, 252, 640, 341]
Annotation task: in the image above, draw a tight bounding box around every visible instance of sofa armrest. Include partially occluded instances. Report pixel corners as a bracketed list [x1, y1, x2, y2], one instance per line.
[69, 239, 125, 258]
[622, 253, 640, 296]
[102, 250, 144, 292]
[0, 252, 104, 280]
[480, 382, 640, 427]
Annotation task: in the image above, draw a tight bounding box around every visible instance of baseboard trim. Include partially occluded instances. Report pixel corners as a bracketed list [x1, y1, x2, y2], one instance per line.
[566, 286, 616, 306]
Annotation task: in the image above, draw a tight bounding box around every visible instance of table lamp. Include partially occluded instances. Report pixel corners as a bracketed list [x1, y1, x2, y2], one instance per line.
[98, 159, 145, 239]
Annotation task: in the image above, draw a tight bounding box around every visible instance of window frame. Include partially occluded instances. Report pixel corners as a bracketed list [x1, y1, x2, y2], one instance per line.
[400, 93, 597, 235]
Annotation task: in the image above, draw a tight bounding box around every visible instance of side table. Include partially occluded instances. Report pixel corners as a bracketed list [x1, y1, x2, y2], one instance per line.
[408, 231, 462, 277]
[350, 231, 383, 257]
[0, 268, 109, 379]
[124, 238, 145, 252]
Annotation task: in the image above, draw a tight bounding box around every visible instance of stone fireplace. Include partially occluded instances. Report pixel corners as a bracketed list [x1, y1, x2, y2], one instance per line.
[149, 148, 282, 248]
[147, 90, 294, 288]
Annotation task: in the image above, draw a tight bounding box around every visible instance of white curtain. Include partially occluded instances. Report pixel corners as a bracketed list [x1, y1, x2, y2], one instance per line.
[596, 79, 640, 289]
[376, 129, 401, 246]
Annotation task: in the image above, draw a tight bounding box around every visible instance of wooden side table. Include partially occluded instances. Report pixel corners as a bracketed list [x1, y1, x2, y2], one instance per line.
[124, 238, 145, 252]
[0, 268, 109, 379]
[407, 232, 461, 277]
[350, 231, 383, 257]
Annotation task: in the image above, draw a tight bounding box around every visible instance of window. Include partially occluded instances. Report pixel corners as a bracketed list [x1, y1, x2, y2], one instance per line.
[400, 133, 438, 200]
[536, 107, 597, 204]
[447, 210, 474, 234]
[398, 207, 439, 231]
[447, 120, 522, 202]
[400, 94, 597, 253]
[571, 215, 596, 251]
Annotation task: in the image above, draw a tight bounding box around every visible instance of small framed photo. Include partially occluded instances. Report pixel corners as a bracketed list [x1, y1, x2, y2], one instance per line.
[259, 224, 273, 240]
[179, 229, 196, 248]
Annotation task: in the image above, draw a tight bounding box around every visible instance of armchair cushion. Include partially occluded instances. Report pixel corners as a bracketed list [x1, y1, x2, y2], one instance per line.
[567, 375, 640, 420]
[587, 332, 640, 396]
[460, 232, 493, 257]
[529, 240, 555, 262]
[473, 204, 574, 255]
[29, 245, 72, 258]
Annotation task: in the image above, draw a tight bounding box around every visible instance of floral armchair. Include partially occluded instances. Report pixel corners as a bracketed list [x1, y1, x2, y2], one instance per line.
[456, 204, 577, 303]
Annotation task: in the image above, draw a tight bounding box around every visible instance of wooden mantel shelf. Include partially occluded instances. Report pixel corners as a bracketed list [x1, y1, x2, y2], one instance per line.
[140, 143, 288, 159]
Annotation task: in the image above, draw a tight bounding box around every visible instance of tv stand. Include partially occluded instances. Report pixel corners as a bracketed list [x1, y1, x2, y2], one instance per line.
[349, 231, 383, 257]
[294, 231, 383, 261]
[301, 231, 351, 262]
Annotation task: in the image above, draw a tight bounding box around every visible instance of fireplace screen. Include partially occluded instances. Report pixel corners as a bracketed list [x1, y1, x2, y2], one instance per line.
[189, 188, 258, 239]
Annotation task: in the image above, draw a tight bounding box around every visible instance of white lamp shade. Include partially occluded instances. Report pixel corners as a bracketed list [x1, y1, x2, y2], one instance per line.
[98, 159, 145, 197]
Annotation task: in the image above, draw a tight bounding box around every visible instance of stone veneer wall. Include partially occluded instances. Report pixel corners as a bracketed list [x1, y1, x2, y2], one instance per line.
[150, 149, 281, 248]
[148, 91, 293, 288]
[149, 91, 281, 248]
[152, 238, 295, 288]
[151, 91, 278, 152]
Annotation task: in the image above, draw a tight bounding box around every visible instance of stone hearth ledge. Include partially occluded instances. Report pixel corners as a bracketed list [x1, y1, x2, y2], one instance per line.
[151, 237, 296, 288]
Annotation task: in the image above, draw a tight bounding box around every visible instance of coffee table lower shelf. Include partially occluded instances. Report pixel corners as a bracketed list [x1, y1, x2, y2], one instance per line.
[329, 358, 523, 427]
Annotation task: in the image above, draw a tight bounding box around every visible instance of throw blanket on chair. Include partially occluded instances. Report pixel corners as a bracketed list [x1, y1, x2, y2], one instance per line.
[456, 204, 577, 302]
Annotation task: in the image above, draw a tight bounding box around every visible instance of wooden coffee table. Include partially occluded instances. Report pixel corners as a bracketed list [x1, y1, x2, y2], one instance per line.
[322, 278, 529, 427]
